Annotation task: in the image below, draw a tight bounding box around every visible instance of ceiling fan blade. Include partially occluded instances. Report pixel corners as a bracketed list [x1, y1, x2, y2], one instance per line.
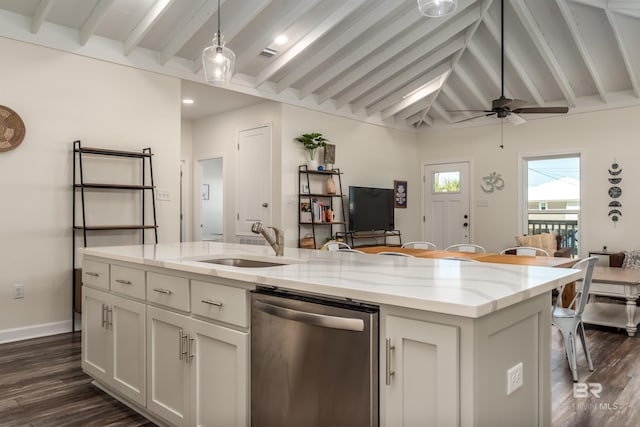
[512, 107, 569, 114]
[507, 113, 526, 126]
[454, 112, 496, 123]
[446, 109, 493, 113]
[504, 99, 528, 110]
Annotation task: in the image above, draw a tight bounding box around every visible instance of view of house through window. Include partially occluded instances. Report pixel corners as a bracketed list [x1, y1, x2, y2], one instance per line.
[525, 155, 580, 256]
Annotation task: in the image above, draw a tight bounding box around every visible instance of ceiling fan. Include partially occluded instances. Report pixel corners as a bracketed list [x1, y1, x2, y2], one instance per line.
[450, 0, 569, 125]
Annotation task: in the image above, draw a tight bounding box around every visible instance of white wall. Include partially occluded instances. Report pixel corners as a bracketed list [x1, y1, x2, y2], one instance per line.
[0, 37, 180, 339]
[201, 158, 224, 238]
[181, 120, 193, 242]
[281, 104, 421, 248]
[191, 101, 281, 243]
[417, 106, 640, 255]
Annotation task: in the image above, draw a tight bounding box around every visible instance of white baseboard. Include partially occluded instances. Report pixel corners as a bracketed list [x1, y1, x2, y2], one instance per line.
[0, 316, 82, 344]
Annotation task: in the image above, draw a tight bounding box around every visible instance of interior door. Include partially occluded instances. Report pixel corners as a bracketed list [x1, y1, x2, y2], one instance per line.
[423, 162, 470, 249]
[236, 125, 272, 236]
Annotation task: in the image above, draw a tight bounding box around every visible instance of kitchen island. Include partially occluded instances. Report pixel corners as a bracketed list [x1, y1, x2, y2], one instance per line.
[79, 241, 582, 427]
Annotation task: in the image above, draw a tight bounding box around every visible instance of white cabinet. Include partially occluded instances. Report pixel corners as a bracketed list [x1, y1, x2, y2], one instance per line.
[146, 306, 249, 427]
[82, 286, 146, 406]
[383, 315, 459, 427]
[146, 306, 191, 426]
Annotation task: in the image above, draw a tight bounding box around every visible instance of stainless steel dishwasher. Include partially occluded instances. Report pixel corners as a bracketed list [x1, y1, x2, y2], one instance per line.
[251, 288, 379, 427]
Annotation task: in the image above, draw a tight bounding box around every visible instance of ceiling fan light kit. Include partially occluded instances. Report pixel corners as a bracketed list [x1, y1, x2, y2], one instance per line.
[202, 0, 235, 85]
[417, 0, 458, 17]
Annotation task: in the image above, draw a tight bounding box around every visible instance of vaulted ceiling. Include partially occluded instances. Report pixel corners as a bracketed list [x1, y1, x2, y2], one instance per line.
[1, 0, 639, 130]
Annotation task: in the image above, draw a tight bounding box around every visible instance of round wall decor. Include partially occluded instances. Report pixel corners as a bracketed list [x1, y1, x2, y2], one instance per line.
[0, 105, 26, 152]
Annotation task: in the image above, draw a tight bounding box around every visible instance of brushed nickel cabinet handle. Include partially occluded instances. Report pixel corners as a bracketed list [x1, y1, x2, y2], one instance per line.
[178, 329, 184, 361]
[153, 288, 172, 295]
[385, 338, 395, 386]
[106, 307, 113, 329]
[181, 332, 189, 363]
[86, 272, 99, 277]
[201, 299, 223, 307]
[101, 304, 106, 328]
[188, 336, 195, 364]
[115, 279, 132, 285]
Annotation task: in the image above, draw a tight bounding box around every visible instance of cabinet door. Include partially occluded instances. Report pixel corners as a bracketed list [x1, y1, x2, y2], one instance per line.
[82, 287, 111, 384]
[190, 318, 249, 427]
[384, 315, 459, 427]
[147, 306, 191, 427]
[111, 295, 146, 406]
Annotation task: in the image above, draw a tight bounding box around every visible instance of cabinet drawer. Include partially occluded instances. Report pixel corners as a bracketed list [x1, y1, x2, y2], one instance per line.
[82, 260, 109, 290]
[110, 265, 146, 300]
[147, 272, 189, 312]
[192, 280, 248, 327]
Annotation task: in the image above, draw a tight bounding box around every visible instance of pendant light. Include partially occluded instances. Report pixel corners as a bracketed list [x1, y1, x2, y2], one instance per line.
[202, 0, 235, 85]
[417, 0, 458, 17]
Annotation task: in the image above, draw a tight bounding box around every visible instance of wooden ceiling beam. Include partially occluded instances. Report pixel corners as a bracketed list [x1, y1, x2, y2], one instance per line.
[339, 7, 478, 110]
[124, 0, 175, 56]
[556, 0, 608, 103]
[254, 0, 367, 88]
[31, 0, 56, 34]
[482, 13, 545, 105]
[313, 0, 478, 104]
[604, 9, 640, 97]
[79, 0, 114, 46]
[276, 0, 402, 93]
[159, 0, 224, 65]
[511, 0, 577, 107]
[418, 0, 493, 125]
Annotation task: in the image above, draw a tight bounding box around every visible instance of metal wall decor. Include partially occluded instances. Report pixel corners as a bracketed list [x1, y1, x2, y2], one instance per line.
[608, 161, 622, 223]
[481, 172, 504, 193]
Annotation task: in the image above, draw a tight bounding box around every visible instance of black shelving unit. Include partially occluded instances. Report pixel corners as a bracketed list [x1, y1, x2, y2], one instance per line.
[298, 165, 346, 249]
[72, 140, 158, 331]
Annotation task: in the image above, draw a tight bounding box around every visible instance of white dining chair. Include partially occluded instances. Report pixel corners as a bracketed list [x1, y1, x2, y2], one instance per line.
[445, 244, 486, 253]
[552, 256, 598, 382]
[377, 251, 415, 257]
[499, 246, 549, 256]
[338, 248, 364, 254]
[401, 241, 437, 250]
[321, 241, 351, 251]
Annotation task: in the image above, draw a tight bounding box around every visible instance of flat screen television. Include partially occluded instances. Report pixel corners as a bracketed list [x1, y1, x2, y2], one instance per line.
[349, 186, 394, 232]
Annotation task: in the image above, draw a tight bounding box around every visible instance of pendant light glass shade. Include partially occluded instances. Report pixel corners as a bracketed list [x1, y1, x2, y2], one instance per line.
[417, 0, 458, 17]
[203, 33, 236, 85]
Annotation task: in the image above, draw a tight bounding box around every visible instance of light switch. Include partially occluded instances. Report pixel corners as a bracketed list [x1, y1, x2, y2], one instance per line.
[157, 189, 171, 201]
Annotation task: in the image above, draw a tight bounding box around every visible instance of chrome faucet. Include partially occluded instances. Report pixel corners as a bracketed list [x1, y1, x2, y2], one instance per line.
[251, 222, 284, 256]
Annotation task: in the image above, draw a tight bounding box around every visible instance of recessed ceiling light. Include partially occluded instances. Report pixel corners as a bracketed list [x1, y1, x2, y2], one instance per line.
[274, 34, 288, 45]
[182, 99, 194, 105]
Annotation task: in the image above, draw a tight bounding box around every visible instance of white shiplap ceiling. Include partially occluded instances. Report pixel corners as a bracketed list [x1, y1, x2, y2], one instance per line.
[1, 0, 639, 130]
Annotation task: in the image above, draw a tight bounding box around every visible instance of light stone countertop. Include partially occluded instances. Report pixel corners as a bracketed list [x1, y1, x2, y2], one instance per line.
[80, 241, 583, 318]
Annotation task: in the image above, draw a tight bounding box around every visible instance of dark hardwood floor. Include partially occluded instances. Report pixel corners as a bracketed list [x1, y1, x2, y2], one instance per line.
[1, 326, 638, 426]
[0, 332, 154, 427]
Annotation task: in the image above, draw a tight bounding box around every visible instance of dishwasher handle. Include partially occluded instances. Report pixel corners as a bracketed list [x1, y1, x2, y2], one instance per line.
[254, 299, 365, 332]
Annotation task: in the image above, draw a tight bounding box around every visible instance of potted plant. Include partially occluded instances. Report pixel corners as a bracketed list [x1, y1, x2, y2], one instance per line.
[295, 132, 328, 170]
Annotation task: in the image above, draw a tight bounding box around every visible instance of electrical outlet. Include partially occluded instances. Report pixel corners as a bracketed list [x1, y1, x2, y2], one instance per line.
[506, 362, 523, 395]
[13, 284, 24, 299]
[156, 189, 171, 201]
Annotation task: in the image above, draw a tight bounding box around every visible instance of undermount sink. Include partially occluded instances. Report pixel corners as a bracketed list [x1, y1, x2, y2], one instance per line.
[200, 258, 290, 268]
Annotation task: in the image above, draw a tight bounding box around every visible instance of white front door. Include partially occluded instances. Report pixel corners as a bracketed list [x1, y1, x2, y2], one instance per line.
[236, 125, 272, 236]
[423, 162, 470, 249]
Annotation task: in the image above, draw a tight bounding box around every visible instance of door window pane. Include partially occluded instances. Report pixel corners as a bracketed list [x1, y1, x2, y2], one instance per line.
[433, 171, 460, 193]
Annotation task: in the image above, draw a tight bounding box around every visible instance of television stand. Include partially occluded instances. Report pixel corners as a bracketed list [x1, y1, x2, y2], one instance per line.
[337, 230, 402, 248]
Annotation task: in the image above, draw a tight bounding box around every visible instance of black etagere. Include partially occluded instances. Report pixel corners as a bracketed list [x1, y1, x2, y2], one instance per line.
[71, 140, 158, 331]
[298, 165, 347, 249]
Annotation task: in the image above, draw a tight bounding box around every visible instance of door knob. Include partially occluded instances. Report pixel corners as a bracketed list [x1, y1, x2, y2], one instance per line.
[262, 203, 269, 208]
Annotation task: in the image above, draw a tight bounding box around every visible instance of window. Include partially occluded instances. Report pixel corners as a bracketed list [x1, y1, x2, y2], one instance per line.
[524, 155, 580, 256]
[433, 171, 460, 193]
